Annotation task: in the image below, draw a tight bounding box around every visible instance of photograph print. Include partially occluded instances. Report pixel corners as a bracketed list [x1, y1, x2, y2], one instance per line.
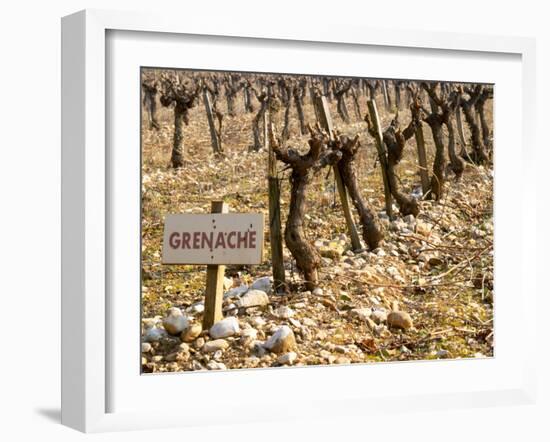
[140, 68, 494, 373]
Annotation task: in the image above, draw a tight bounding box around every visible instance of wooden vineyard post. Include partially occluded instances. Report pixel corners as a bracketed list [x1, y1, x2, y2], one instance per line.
[266, 115, 286, 292]
[381, 80, 391, 111]
[455, 106, 467, 148]
[315, 95, 362, 251]
[203, 88, 222, 155]
[202, 201, 228, 329]
[367, 99, 393, 219]
[263, 102, 269, 151]
[414, 122, 431, 197]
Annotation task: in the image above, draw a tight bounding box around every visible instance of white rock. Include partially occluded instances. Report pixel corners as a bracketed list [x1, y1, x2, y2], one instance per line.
[302, 318, 317, 327]
[250, 316, 267, 328]
[436, 349, 449, 358]
[144, 327, 166, 342]
[252, 341, 268, 357]
[226, 303, 238, 316]
[186, 302, 204, 314]
[223, 284, 249, 299]
[240, 328, 258, 348]
[245, 356, 261, 367]
[277, 351, 297, 365]
[312, 287, 324, 296]
[350, 308, 372, 322]
[142, 317, 161, 329]
[236, 289, 270, 308]
[180, 323, 202, 342]
[250, 276, 273, 294]
[207, 361, 227, 370]
[202, 339, 229, 353]
[241, 328, 258, 340]
[274, 306, 294, 319]
[264, 326, 297, 354]
[370, 309, 388, 324]
[209, 317, 240, 339]
[223, 277, 234, 291]
[162, 308, 190, 335]
[141, 342, 152, 353]
[288, 318, 301, 328]
[191, 361, 205, 370]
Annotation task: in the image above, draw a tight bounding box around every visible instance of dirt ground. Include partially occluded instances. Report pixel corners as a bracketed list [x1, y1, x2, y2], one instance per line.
[140, 72, 494, 373]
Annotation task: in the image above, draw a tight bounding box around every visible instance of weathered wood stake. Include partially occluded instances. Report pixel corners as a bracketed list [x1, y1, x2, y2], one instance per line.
[202, 201, 228, 329]
[414, 123, 431, 196]
[266, 116, 286, 292]
[367, 99, 393, 218]
[315, 96, 362, 251]
[455, 106, 467, 148]
[203, 88, 222, 155]
[381, 80, 391, 111]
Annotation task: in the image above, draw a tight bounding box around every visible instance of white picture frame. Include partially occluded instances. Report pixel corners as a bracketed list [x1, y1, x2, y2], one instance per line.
[61, 9, 537, 433]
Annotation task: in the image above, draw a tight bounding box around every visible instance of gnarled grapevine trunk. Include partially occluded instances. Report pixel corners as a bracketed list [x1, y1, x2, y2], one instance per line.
[350, 87, 362, 121]
[445, 116, 464, 179]
[251, 89, 268, 152]
[394, 81, 402, 109]
[334, 80, 351, 124]
[424, 112, 446, 201]
[159, 76, 200, 169]
[142, 81, 160, 130]
[272, 132, 341, 290]
[243, 84, 255, 113]
[475, 86, 493, 156]
[293, 82, 307, 135]
[461, 85, 489, 164]
[224, 75, 242, 117]
[286, 170, 320, 287]
[421, 83, 463, 199]
[171, 103, 186, 168]
[382, 119, 420, 216]
[336, 136, 383, 249]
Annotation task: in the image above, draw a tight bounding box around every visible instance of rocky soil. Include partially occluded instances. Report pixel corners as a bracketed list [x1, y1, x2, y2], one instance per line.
[140, 78, 494, 374]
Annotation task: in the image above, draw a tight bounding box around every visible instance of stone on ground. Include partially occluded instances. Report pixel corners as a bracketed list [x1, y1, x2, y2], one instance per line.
[162, 307, 190, 335]
[387, 311, 413, 330]
[209, 316, 240, 339]
[202, 339, 229, 353]
[264, 326, 297, 354]
[236, 289, 269, 308]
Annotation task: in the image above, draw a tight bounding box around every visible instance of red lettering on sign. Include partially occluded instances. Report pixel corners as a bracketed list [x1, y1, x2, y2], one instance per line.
[214, 231, 226, 248]
[193, 232, 201, 249]
[169, 232, 181, 249]
[249, 230, 256, 248]
[182, 232, 191, 249]
[227, 231, 236, 248]
[201, 231, 213, 250]
[168, 229, 261, 251]
[237, 231, 248, 248]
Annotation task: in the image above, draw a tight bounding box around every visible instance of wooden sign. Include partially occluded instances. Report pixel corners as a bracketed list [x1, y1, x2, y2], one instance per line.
[162, 212, 264, 265]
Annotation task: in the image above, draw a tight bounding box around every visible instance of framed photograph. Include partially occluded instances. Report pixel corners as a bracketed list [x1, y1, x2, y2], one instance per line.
[61, 9, 537, 433]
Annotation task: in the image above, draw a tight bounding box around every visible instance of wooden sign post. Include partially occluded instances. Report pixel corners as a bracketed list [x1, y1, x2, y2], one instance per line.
[162, 201, 264, 329]
[204, 201, 228, 329]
